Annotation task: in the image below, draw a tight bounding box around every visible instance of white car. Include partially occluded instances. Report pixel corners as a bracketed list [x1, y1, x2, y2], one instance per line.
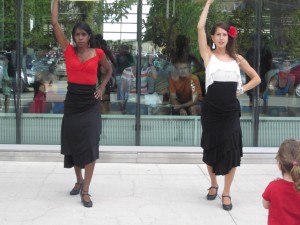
[55, 57, 67, 79]
[0, 64, 3, 91]
[25, 69, 36, 86]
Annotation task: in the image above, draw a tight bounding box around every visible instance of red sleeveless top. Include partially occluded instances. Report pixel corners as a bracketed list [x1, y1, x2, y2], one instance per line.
[64, 44, 104, 85]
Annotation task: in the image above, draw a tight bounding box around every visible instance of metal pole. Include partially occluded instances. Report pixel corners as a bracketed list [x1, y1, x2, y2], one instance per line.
[135, 0, 142, 146]
[16, 0, 23, 144]
[0, 0, 3, 50]
[166, 0, 169, 18]
[172, 0, 175, 17]
[252, 0, 263, 147]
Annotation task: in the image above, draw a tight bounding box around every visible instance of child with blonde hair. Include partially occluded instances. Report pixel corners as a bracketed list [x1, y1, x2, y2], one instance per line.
[262, 138, 300, 225]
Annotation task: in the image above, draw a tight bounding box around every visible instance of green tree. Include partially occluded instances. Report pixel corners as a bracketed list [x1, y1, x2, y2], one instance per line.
[284, 9, 300, 59]
[24, 0, 53, 50]
[229, 6, 256, 55]
[2, 0, 137, 51]
[143, 0, 227, 57]
[2, 0, 18, 50]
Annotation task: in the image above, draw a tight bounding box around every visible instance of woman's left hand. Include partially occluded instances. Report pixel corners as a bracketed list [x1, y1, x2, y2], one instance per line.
[94, 87, 104, 100]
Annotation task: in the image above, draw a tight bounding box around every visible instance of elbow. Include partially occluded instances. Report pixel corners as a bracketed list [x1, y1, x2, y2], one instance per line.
[197, 25, 204, 31]
[257, 76, 261, 85]
[51, 20, 59, 27]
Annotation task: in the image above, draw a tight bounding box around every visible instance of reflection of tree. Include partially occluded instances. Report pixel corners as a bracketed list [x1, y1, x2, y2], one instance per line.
[2, 0, 136, 50]
[263, 1, 300, 59]
[284, 10, 300, 59]
[55, 0, 136, 47]
[230, 7, 256, 55]
[143, 0, 226, 58]
[2, 0, 18, 50]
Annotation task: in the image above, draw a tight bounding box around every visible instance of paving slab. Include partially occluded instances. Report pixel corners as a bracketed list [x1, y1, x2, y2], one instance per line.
[0, 162, 279, 225]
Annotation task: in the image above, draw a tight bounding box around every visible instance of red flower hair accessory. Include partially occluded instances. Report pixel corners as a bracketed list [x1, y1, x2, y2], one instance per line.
[228, 26, 238, 38]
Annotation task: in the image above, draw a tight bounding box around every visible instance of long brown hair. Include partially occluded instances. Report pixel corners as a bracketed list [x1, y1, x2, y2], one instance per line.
[276, 138, 300, 192]
[210, 22, 238, 61]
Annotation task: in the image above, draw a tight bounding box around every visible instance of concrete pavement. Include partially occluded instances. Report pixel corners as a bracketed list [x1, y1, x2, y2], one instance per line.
[0, 161, 279, 225]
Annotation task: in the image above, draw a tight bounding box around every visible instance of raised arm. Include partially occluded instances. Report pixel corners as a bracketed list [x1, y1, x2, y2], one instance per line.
[51, 0, 69, 51]
[197, 0, 214, 67]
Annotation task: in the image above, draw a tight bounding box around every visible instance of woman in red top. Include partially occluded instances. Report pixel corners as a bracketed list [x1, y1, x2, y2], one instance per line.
[262, 139, 300, 225]
[52, 0, 112, 208]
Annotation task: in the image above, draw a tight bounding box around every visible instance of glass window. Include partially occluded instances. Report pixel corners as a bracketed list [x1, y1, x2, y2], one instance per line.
[2, 0, 300, 147]
[103, 23, 121, 32]
[259, 1, 300, 119]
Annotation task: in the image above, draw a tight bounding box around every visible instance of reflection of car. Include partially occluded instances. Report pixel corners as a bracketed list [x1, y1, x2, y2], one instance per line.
[54, 57, 67, 79]
[0, 64, 3, 92]
[266, 63, 300, 97]
[0, 52, 29, 92]
[26, 69, 36, 86]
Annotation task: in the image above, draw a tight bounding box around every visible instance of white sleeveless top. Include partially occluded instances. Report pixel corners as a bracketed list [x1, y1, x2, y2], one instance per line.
[205, 54, 242, 92]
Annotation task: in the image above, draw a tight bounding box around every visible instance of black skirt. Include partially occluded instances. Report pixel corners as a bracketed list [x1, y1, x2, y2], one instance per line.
[201, 81, 243, 175]
[61, 82, 101, 169]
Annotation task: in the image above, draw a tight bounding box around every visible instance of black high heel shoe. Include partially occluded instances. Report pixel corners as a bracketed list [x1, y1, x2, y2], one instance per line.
[222, 195, 233, 211]
[80, 190, 93, 208]
[70, 181, 84, 195]
[206, 186, 218, 200]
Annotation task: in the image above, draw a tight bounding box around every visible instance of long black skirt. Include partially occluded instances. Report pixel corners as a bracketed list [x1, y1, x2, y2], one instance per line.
[61, 82, 101, 169]
[201, 81, 243, 175]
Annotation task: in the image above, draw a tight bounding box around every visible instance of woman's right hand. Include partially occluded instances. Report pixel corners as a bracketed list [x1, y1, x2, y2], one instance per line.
[207, 0, 214, 4]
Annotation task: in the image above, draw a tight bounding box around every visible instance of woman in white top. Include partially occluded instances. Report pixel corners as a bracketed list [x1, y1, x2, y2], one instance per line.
[197, 0, 261, 211]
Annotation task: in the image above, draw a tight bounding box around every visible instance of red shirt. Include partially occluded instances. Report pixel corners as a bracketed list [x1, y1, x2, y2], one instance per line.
[262, 178, 300, 225]
[64, 44, 104, 85]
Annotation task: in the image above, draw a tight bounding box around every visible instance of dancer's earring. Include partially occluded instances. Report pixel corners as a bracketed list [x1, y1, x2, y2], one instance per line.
[212, 43, 216, 50]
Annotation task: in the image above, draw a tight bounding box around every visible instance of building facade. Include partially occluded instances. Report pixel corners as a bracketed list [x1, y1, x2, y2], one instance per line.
[0, 0, 300, 148]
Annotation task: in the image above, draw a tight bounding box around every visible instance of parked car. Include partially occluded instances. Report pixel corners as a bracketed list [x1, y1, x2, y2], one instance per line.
[0, 52, 32, 92]
[54, 57, 67, 79]
[0, 64, 3, 92]
[25, 68, 36, 86]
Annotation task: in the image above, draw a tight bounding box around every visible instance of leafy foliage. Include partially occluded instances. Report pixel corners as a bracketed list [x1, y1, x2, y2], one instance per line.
[284, 10, 300, 59]
[143, 0, 227, 57]
[229, 6, 256, 55]
[2, 0, 136, 51]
